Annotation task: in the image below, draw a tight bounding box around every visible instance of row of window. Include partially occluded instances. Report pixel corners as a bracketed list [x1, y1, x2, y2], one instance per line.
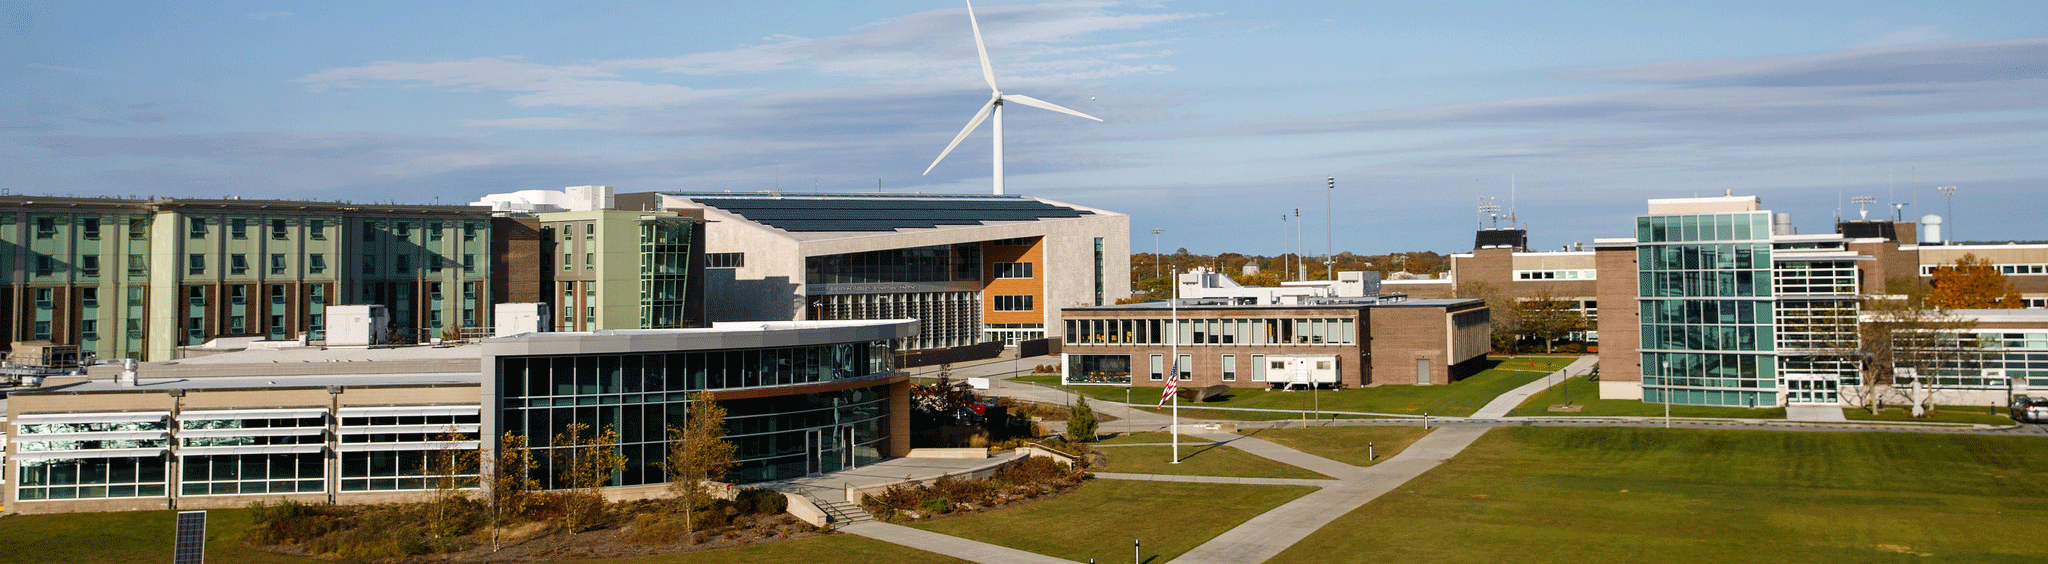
[188, 217, 332, 241]
[1064, 317, 1360, 346]
[706, 252, 745, 269]
[993, 295, 1034, 312]
[1920, 263, 2048, 276]
[1636, 212, 1772, 244]
[1514, 269, 1595, 280]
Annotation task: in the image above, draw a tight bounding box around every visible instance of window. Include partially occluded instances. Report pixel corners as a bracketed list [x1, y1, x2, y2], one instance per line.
[129, 218, 148, 239]
[33, 254, 53, 276]
[989, 237, 1035, 246]
[563, 253, 572, 271]
[81, 217, 100, 240]
[34, 217, 56, 238]
[309, 219, 326, 240]
[393, 222, 411, 239]
[993, 295, 1034, 311]
[189, 217, 208, 238]
[82, 287, 98, 308]
[463, 222, 479, 241]
[1222, 354, 1236, 382]
[1179, 354, 1193, 379]
[308, 254, 327, 274]
[362, 256, 377, 275]
[395, 255, 412, 274]
[428, 221, 443, 241]
[706, 252, 745, 269]
[188, 254, 205, 275]
[363, 223, 378, 242]
[585, 223, 594, 235]
[462, 254, 475, 273]
[271, 218, 289, 240]
[80, 255, 100, 276]
[229, 254, 248, 275]
[1150, 354, 1164, 381]
[229, 218, 247, 239]
[128, 253, 146, 275]
[270, 254, 287, 275]
[993, 262, 1034, 278]
[585, 252, 594, 269]
[430, 255, 444, 273]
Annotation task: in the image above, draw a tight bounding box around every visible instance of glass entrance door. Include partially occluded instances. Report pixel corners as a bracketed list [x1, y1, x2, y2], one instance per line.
[1785, 378, 1838, 405]
[807, 425, 855, 476]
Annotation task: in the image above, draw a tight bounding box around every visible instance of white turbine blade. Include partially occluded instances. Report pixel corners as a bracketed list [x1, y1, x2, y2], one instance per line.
[1001, 94, 1103, 122]
[966, 0, 998, 92]
[924, 98, 999, 175]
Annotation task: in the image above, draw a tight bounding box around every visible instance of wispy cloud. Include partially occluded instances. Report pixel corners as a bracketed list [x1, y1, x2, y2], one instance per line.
[245, 11, 294, 21]
[1858, 25, 1955, 49]
[294, 2, 1201, 117]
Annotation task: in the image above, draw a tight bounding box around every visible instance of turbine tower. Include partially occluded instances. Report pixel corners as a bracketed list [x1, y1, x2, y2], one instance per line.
[923, 0, 1103, 195]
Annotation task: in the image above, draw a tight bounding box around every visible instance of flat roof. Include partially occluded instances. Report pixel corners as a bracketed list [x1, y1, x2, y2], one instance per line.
[1065, 297, 1478, 312]
[665, 192, 1097, 233]
[20, 371, 480, 395]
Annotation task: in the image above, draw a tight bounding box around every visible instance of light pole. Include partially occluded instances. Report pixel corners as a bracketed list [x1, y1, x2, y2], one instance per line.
[1150, 228, 1164, 279]
[1937, 185, 1956, 244]
[1279, 214, 1289, 281]
[1325, 176, 1335, 281]
[1294, 208, 1303, 281]
[1661, 361, 1671, 428]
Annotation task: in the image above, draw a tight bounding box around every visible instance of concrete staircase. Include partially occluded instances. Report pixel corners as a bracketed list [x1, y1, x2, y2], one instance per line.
[814, 497, 875, 525]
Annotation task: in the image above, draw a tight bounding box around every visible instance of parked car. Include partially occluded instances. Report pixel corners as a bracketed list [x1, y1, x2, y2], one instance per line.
[2012, 396, 2048, 423]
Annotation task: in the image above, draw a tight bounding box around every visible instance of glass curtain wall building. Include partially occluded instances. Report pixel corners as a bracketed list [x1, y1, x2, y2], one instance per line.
[482, 320, 915, 488]
[1636, 209, 1779, 407]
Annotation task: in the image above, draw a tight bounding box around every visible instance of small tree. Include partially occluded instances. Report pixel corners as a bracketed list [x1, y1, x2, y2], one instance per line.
[552, 422, 627, 532]
[1519, 290, 1589, 354]
[488, 432, 541, 551]
[667, 391, 738, 533]
[422, 428, 481, 538]
[1856, 285, 1979, 415]
[1066, 395, 1099, 442]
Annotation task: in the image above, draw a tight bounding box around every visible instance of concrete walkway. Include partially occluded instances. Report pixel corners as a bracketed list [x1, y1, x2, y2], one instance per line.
[1470, 356, 1599, 419]
[1092, 472, 1339, 488]
[1786, 405, 1850, 422]
[841, 521, 1078, 564]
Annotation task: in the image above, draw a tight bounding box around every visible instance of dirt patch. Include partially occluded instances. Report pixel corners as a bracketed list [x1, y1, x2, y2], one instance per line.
[1875, 544, 1932, 557]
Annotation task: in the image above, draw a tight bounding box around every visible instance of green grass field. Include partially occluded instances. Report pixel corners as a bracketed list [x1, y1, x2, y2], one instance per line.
[1507, 375, 1787, 418]
[1844, 405, 2014, 425]
[1028, 356, 1580, 417]
[1099, 444, 1332, 479]
[1274, 427, 2048, 564]
[0, 507, 970, 564]
[912, 480, 1315, 563]
[1236, 426, 1435, 467]
[1095, 431, 1216, 445]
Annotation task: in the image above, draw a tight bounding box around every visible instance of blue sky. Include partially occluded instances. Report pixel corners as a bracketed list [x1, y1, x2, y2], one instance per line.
[5, 1, 2045, 254]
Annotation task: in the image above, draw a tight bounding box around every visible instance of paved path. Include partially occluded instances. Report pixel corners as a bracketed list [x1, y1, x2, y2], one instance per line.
[1092, 472, 1339, 487]
[840, 521, 1077, 564]
[1470, 356, 1598, 419]
[1786, 405, 1850, 422]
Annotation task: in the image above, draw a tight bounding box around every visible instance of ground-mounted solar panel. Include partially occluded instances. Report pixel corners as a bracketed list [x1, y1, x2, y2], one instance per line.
[173, 510, 207, 564]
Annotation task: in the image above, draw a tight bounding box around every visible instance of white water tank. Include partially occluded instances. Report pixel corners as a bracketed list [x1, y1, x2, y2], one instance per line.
[1920, 214, 1943, 244]
[1772, 213, 1794, 236]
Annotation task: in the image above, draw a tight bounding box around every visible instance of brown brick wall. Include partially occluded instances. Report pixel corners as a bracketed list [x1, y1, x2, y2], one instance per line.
[1594, 245, 1640, 384]
[491, 216, 545, 306]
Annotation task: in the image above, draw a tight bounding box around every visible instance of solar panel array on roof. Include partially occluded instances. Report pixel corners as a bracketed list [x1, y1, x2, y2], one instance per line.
[687, 197, 1093, 232]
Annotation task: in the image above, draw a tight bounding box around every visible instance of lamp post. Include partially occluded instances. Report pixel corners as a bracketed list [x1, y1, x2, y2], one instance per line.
[1150, 228, 1164, 279]
[1295, 208, 1303, 281]
[1325, 176, 1335, 281]
[1279, 214, 1289, 281]
[1937, 185, 1957, 244]
[1661, 361, 1671, 428]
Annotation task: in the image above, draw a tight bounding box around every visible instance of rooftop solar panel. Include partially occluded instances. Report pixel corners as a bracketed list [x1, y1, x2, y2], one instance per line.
[685, 197, 1093, 232]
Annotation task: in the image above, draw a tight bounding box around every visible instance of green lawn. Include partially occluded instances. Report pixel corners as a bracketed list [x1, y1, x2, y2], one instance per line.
[1034, 356, 1581, 417]
[0, 507, 969, 564]
[1236, 426, 1435, 467]
[1095, 431, 1216, 445]
[1132, 407, 1388, 421]
[1100, 444, 1332, 479]
[1274, 427, 2048, 564]
[913, 480, 1315, 563]
[1844, 405, 2014, 425]
[1507, 376, 1787, 418]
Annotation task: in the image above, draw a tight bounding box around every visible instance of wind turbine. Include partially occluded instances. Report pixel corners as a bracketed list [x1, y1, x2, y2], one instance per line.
[922, 0, 1102, 195]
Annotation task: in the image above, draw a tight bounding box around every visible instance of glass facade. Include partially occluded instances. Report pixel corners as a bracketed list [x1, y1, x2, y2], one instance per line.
[1065, 317, 1358, 346]
[494, 340, 896, 488]
[637, 219, 694, 329]
[12, 414, 171, 501]
[805, 244, 980, 285]
[1637, 211, 1779, 406]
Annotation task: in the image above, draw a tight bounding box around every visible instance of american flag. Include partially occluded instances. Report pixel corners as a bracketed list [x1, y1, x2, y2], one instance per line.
[1156, 358, 1180, 408]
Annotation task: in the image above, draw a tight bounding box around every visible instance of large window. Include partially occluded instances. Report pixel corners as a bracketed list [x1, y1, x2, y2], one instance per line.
[1065, 354, 1132, 385]
[993, 262, 1033, 278]
[706, 252, 744, 269]
[805, 244, 980, 285]
[993, 295, 1034, 312]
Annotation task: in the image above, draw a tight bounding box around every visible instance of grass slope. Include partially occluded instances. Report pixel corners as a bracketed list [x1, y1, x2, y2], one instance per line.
[1508, 376, 1787, 418]
[1276, 427, 2048, 564]
[912, 480, 1315, 563]
[1845, 405, 2013, 425]
[1032, 356, 1580, 418]
[1236, 426, 1435, 467]
[1099, 444, 1331, 479]
[0, 507, 970, 564]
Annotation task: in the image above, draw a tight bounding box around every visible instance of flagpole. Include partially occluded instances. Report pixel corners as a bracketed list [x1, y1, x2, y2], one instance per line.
[1170, 267, 1180, 465]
